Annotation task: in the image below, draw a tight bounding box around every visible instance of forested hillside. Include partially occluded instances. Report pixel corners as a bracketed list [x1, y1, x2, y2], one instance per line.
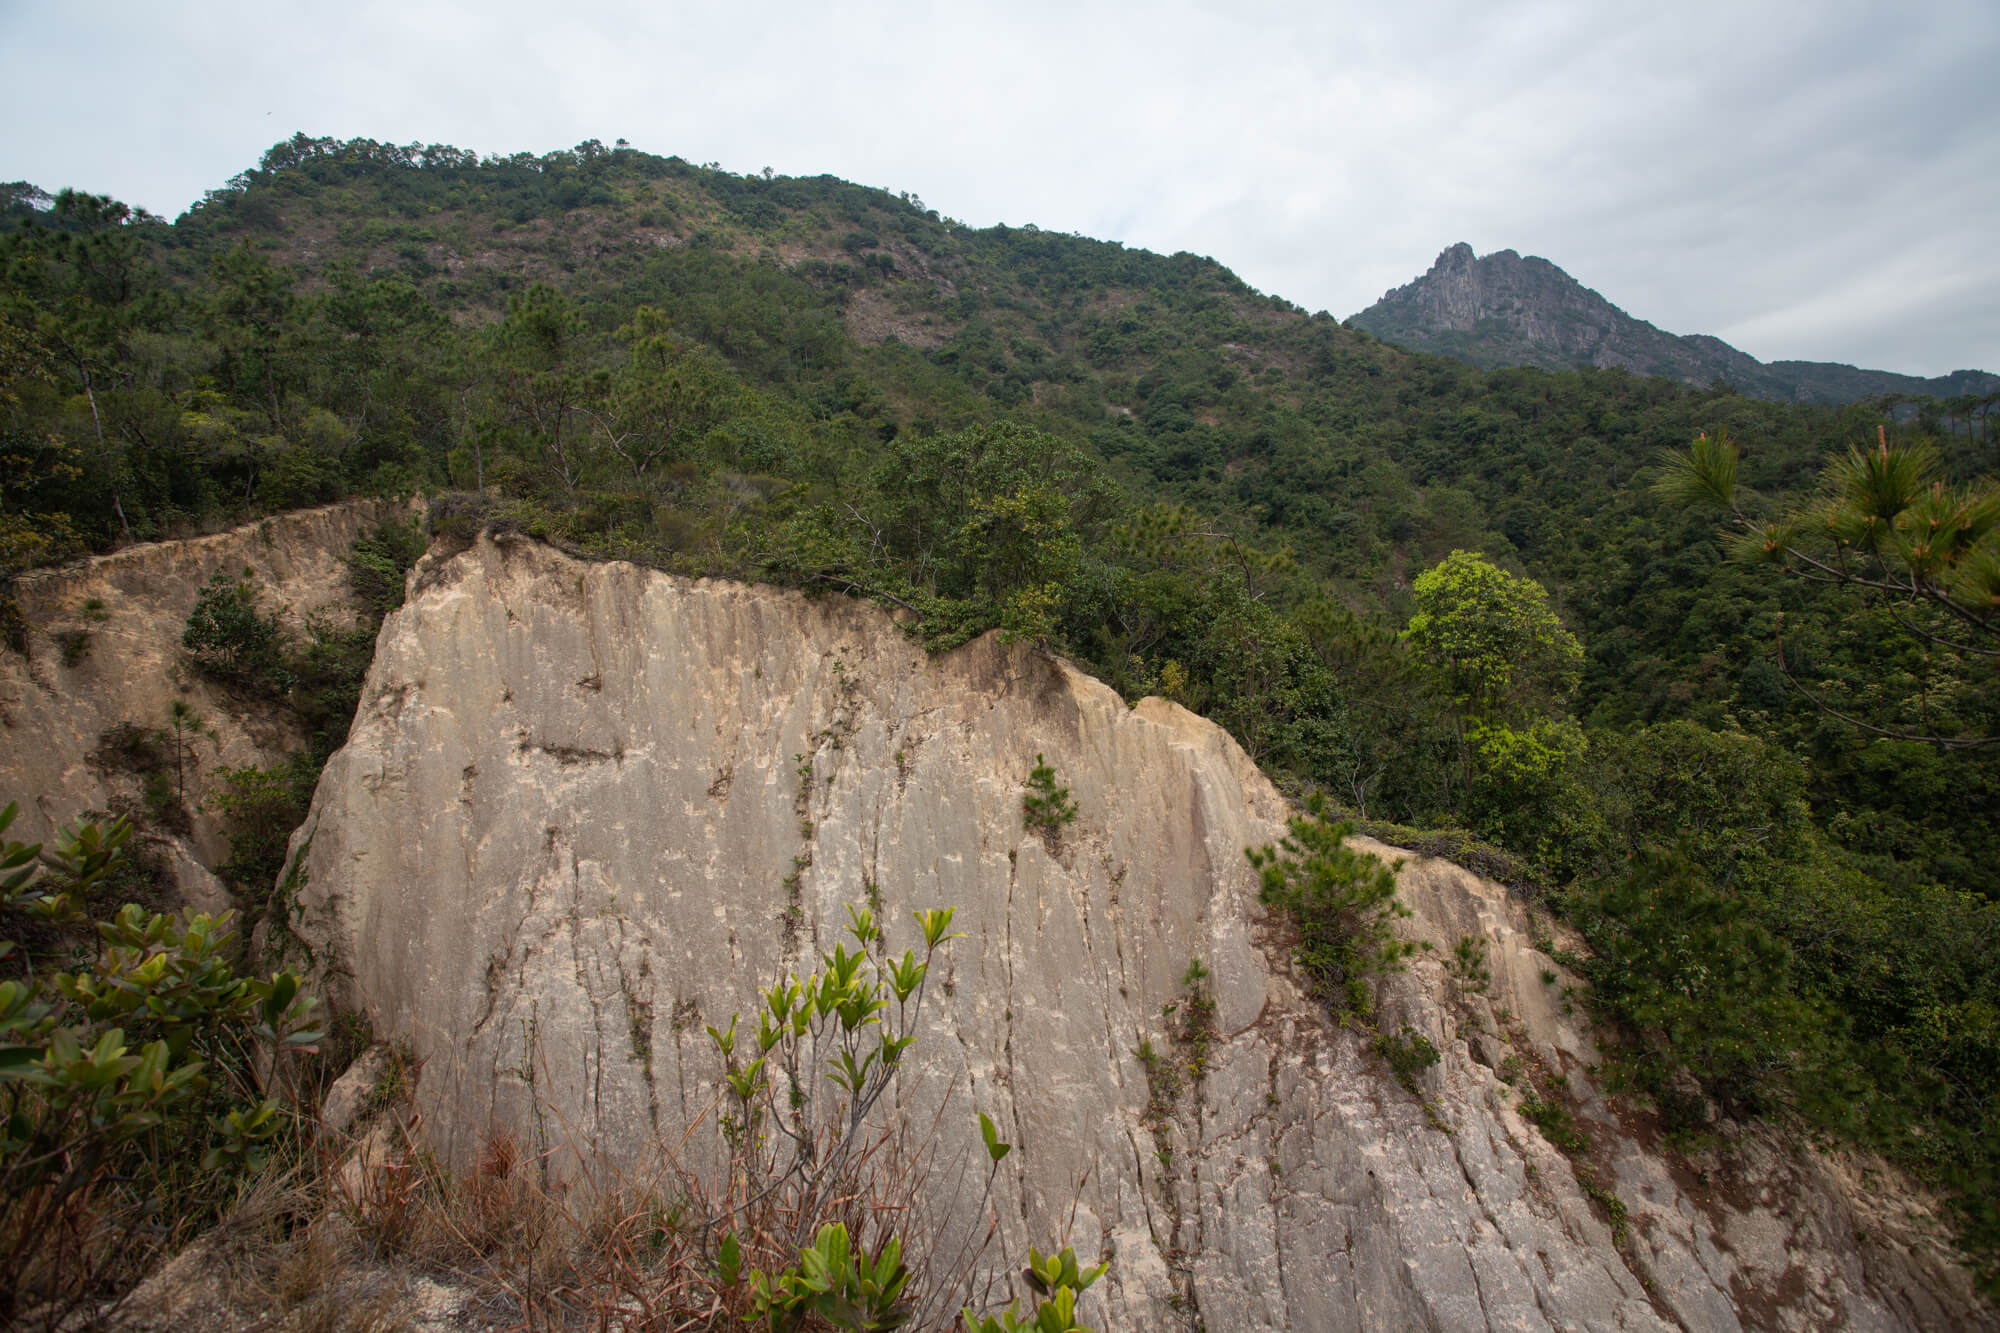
[3, 134, 1996, 1289]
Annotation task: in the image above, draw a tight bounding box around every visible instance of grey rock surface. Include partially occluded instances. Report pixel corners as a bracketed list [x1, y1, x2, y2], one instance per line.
[290, 532, 1987, 1331]
[319, 1043, 396, 1138]
[1350, 242, 1999, 405]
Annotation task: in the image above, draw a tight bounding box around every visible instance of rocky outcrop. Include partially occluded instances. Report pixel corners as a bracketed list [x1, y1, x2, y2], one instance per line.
[1351, 243, 1999, 405]
[0, 501, 400, 901]
[291, 532, 1985, 1330]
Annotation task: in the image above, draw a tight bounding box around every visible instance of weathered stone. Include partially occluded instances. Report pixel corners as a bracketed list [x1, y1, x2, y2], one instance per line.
[109, 1208, 479, 1333]
[320, 1044, 395, 1138]
[334, 1120, 404, 1207]
[287, 531, 1987, 1331]
[1349, 243, 2000, 406]
[0, 500, 401, 882]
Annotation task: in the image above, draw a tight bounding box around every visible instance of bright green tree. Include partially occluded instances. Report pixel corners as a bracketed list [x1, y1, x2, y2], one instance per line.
[1403, 551, 1586, 820]
[1403, 550, 1583, 724]
[1463, 717, 1606, 880]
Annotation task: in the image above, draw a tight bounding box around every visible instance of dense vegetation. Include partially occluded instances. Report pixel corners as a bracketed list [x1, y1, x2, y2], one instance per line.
[3, 135, 1997, 1291]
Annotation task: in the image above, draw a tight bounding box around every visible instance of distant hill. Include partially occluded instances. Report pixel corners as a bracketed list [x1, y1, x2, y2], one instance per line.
[1350, 242, 1998, 405]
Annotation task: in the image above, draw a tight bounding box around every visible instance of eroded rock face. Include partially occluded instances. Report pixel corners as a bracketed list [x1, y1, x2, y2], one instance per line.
[1348, 244, 2000, 406]
[293, 533, 1985, 1331]
[0, 501, 401, 901]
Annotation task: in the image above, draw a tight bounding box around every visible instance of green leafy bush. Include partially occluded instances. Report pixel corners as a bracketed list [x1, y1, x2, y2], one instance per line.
[964, 1245, 1109, 1333]
[208, 754, 318, 898]
[692, 901, 1109, 1330]
[1518, 1095, 1590, 1154]
[284, 619, 378, 758]
[745, 1222, 912, 1331]
[0, 802, 322, 1325]
[707, 902, 966, 1298]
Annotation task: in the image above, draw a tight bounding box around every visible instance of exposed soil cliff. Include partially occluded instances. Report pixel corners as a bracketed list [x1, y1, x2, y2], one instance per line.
[0, 501, 401, 907]
[283, 532, 1985, 1331]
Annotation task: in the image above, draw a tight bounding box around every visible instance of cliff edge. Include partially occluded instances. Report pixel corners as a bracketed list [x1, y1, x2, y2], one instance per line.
[0, 500, 401, 909]
[279, 531, 1983, 1331]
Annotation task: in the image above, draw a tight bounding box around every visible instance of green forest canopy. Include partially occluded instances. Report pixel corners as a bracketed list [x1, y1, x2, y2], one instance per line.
[3, 135, 1997, 1289]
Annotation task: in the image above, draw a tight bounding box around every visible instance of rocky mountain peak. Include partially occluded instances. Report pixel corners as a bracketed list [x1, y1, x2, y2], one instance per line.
[1353, 246, 1998, 404]
[1429, 239, 1477, 273]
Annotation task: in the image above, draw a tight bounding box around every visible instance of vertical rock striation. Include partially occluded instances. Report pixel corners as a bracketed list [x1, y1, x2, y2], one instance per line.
[291, 532, 1985, 1330]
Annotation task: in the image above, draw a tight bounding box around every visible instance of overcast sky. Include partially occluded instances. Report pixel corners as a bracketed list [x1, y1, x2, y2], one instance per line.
[4, 1, 1995, 377]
